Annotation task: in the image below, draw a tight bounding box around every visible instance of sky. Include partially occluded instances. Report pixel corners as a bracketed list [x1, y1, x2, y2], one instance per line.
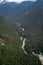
[0, 0, 37, 3]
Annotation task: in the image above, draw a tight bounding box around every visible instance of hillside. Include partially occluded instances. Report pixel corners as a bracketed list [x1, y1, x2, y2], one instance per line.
[17, 1, 43, 54]
[0, 1, 33, 19]
[0, 15, 22, 46]
[0, 0, 43, 20]
[0, 15, 42, 65]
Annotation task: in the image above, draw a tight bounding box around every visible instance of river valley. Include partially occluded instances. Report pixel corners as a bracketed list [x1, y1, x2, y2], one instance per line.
[15, 21, 43, 65]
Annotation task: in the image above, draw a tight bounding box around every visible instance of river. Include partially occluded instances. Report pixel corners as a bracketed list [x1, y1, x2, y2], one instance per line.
[32, 52, 43, 65]
[21, 38, 27, 54]
[15, 21, 43, 64]
[38, 54, 43, 64]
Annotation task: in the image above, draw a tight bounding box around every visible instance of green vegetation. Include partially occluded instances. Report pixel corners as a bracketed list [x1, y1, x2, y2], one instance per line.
[0, 45, 42, 65]
[0, 16, 42, 65]
[0, 15, 22, 46]
[18, 6, 43, 54]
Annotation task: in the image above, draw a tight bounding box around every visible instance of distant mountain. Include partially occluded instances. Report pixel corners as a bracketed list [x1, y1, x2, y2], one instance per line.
[0, 1, 33, 19]
[0, 2, 19, 19]
[15, 0, 43, 20]
[0, 0, 43, 20]
[0, 0, 8, 4]
[20, 1, 33, 6]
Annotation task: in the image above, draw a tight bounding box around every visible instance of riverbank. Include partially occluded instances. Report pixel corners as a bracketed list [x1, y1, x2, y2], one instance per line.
[15, 21, 43, 65]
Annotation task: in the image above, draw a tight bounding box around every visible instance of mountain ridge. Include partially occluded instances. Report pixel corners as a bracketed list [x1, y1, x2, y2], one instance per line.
[0, 0, 43, 20]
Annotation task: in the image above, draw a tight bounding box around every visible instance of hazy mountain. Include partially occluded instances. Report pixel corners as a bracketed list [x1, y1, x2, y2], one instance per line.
[0, 2, 19, 19]
[0, 0, 43, 20]
[0, 0, 8, 4]
[0, 1, 33, 19]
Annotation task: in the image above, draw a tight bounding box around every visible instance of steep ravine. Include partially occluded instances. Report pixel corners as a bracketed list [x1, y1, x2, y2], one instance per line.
[15, 21, 43, 65]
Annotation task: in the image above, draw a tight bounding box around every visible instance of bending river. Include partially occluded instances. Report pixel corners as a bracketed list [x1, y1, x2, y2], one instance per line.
[16, 21, 43, 64]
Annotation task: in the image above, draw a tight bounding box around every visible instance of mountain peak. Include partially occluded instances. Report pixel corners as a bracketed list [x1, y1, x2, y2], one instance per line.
[37, 0, 43, 1]
[0, 0, 8, 4]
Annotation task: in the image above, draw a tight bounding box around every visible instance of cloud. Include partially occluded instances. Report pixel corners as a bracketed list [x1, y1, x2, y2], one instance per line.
[7, 0, 37, 2]
[0, 0, 37, 3]
[0, 0, 3, 3]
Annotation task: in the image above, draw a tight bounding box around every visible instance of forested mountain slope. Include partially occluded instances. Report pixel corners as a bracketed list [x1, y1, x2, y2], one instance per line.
[0, 15, 42, 65]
